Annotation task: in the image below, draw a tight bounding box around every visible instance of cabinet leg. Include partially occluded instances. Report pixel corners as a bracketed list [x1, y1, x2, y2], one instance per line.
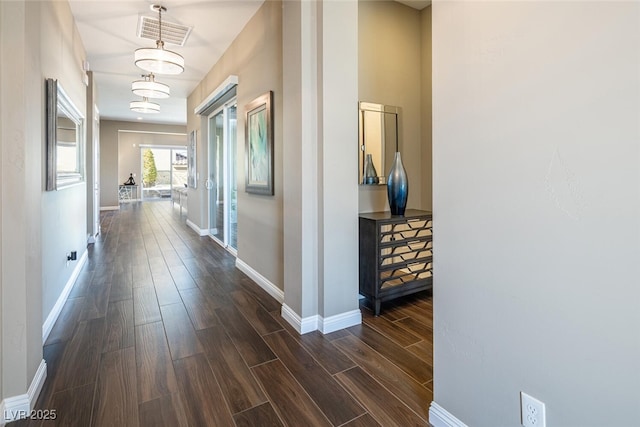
[374, 299, 381, 316]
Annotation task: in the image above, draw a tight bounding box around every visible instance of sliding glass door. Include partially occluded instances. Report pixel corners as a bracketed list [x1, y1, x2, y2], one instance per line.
[208, 100, 237, 252]
[141, 146, 187, 201]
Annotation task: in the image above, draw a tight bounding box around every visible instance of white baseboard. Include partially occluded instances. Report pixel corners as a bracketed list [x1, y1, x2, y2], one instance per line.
[233, 258, 360, 335]
[236, 258, 284, 303]
[186, 219, 208, 236]
[1, 359, 47, 424]
[100, 205, 119, 211]
[281, 304, 319, 334]
[429, 402, 468, 427]
[42, 249, 88, 343]
[280, 304, 361, 335]
[319, 309, 361, 334]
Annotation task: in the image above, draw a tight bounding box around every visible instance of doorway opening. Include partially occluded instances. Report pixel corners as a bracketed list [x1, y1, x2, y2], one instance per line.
[140, 146, 187, 201]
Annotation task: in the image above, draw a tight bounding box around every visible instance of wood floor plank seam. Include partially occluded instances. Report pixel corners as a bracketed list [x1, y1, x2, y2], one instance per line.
[346, 324, 432, 384]
[232, 402, 286, 427]
[261, 330, 366, 425]
[87, 372, 100, 427]
[280, 329, 356, 380]
[251, 359, 332, 426]
[20, 202, 433, 427]
[335, 366, 429, 427]
[331, 334, 432, 422]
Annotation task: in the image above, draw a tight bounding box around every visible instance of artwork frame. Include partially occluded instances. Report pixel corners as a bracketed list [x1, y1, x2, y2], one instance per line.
[187, 129, 197, 189]
[245, 91, 274, 195]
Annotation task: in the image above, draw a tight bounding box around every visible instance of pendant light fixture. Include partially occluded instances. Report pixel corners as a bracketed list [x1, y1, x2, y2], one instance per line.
[130, 97, 160, 113]
[134, 5, 184, 75]
[132, 73, 170, 98]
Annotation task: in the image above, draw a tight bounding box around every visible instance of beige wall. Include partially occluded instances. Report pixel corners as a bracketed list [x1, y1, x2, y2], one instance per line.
[1, 0, 87, 403]
[281, 0, 360, 326]
[187, 0, 283, 290]
[100, 120, 187, 207]
[318, 0, 360, 318]
[358, 0, 431, 213]
[39, 0, 89, 381]
[432, 1, 640, 426]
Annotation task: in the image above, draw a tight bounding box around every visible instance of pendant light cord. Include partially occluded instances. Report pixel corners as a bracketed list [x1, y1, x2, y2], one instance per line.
[158, 6, 162, 46]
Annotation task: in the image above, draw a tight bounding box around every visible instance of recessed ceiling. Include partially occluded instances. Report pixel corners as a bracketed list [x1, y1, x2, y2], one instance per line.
[395, 0, 431, 11]
[68, 0, 265, 125]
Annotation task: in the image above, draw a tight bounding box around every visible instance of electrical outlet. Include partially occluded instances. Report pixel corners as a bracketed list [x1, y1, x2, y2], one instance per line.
[521, 392, 546, 427]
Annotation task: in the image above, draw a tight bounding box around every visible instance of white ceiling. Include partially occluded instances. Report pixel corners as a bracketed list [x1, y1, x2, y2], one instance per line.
[69, 0, 430, 126]
[68, 0, 265, 125]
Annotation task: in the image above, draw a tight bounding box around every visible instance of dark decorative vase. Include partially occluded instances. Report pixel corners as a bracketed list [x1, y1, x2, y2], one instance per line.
[387, 152, 408, 215]
[363, 153, 380, 185]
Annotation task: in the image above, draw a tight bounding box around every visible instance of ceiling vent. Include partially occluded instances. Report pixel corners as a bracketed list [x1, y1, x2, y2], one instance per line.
[137, 15, 192, 47]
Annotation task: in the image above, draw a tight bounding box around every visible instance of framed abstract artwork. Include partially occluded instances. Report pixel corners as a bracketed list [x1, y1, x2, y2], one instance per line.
[244, 91, 273, 195]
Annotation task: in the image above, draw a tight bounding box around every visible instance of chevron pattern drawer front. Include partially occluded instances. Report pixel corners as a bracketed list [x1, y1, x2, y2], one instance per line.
[359, 210, 433, 315]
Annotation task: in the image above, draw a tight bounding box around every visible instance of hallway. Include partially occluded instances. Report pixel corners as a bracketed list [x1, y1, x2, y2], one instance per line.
[17, 202, 433, 426]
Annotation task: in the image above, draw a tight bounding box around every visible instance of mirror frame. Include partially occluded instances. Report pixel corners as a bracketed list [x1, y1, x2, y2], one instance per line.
[46, 78, 85, 191]
[358, 102, 401, 186]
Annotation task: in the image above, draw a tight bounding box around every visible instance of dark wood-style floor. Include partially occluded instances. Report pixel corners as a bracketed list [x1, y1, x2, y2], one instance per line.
[13, 201, 433, 427]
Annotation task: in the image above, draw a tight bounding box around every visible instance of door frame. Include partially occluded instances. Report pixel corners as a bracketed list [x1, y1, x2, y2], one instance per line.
[207, 97, 237, 254]
[139, 144, 187, 201]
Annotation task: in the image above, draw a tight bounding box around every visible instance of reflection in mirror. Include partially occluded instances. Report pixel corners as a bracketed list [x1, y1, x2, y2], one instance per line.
[57, 115, 79, 174]
[46, 79, 84, 190]
[358, 102, 401, 185]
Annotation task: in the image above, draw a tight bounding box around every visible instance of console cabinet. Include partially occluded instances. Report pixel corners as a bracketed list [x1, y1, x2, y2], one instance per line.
[359, 210, 433, 315]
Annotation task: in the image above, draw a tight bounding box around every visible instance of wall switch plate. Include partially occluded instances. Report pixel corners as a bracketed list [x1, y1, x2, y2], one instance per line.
[521, 392, 546, 427]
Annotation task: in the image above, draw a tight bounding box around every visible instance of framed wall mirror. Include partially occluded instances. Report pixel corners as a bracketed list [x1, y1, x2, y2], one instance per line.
[358, 102, 401, 185]
[46, 78, 85, 191]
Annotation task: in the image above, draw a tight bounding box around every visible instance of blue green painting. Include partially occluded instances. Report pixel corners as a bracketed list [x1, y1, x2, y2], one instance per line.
[248, 105, 268, 185]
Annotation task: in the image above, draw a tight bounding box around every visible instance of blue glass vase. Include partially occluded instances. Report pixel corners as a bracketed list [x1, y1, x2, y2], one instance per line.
[364, 153, 380, 185]
[387, 152, 408, 215]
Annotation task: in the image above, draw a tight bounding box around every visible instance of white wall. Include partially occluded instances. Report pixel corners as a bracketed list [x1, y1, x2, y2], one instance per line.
[432, 1, 640, 426]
